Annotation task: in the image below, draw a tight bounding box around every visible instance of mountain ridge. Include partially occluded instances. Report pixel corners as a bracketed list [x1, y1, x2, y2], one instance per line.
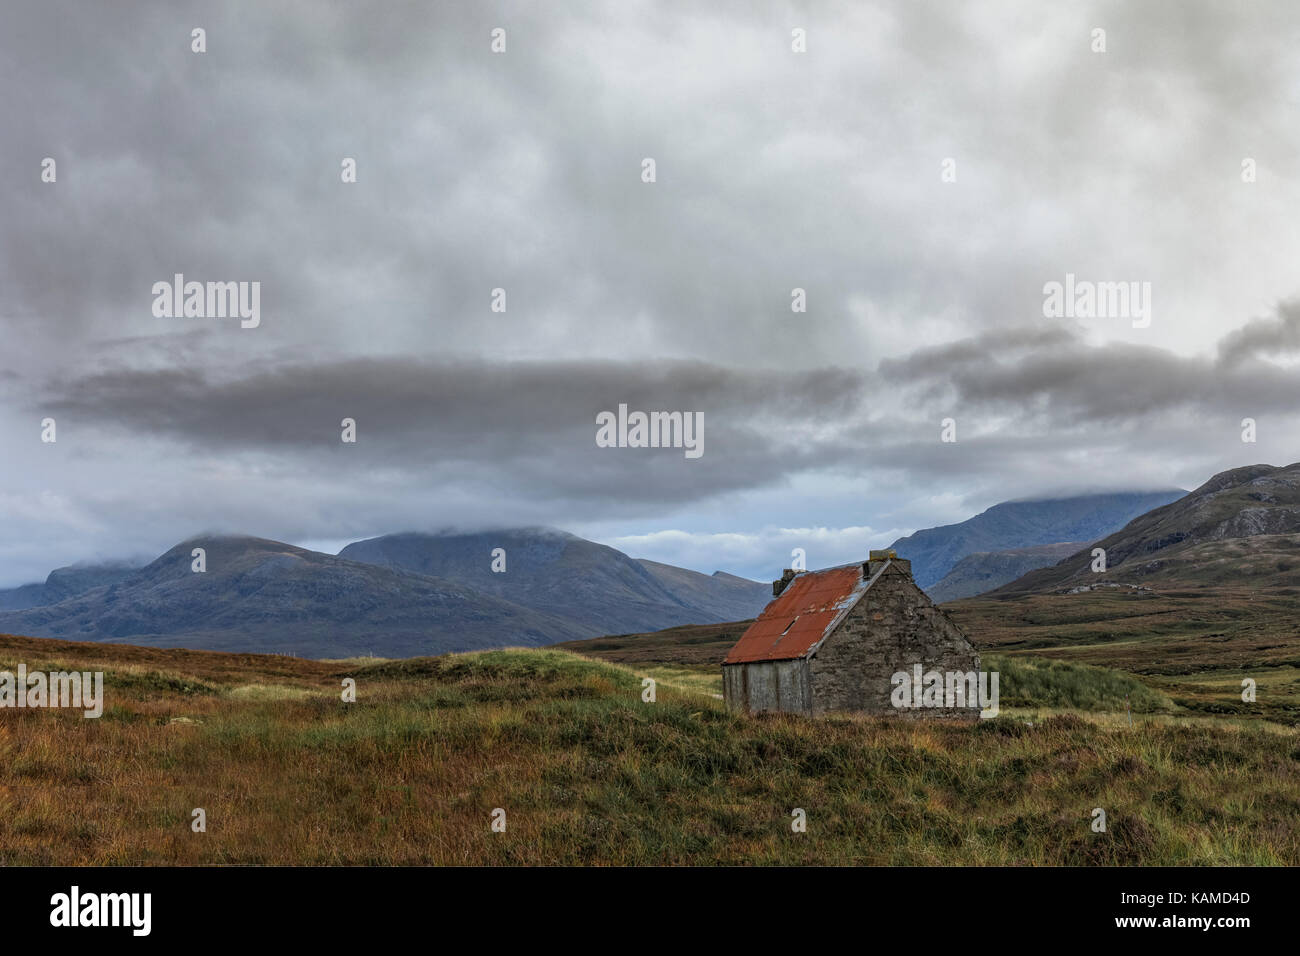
[338, 529, 768, 633]
[928, 541, 1086, 603]
[0, 529, 768, 657]
[888, 489, 1187, 589]
[991, 463, 1300, 594]
[0, 534, 587, 657]
[0, 559, 144, 611]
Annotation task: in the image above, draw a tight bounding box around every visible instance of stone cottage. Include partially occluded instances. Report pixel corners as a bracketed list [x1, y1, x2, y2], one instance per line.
[721, 550, 980, 717]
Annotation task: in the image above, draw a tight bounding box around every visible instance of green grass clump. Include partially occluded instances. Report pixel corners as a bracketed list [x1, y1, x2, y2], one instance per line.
[986, 654, 1174, 713]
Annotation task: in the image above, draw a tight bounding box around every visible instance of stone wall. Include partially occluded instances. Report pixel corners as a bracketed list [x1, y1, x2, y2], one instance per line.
[806, 564, 980, 717]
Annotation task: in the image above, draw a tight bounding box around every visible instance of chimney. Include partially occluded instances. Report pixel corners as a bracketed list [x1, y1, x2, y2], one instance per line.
[772, 568, 801, 597]
[865, 548, 911, 578]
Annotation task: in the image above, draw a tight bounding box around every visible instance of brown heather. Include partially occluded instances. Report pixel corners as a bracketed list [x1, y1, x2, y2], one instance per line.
[1, 625, 1297, 865]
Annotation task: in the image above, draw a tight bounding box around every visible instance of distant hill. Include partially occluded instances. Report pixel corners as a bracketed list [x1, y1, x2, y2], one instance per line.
[0, 560, 143, 610]
[0, 535, 586, 657]
[888, 490, 1186, 589]
[0, 529, 768, 658]
[993, 463, 1300, 594]
[635, 560, 770, 622]
[928, 541, 1085, 603]
[0, 582, 47, 611]
[552, 619, 753, 666]
[339, 528, 769, 635]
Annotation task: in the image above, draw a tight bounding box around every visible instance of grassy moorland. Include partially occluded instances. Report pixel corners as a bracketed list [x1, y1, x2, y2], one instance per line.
[566, 587, 1300, 724]
[946, 586, 1300, 725]
[2, 626, 1298, 865]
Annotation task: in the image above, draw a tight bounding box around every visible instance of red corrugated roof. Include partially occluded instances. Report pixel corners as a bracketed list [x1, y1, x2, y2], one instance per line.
[723, 563, 870, 664]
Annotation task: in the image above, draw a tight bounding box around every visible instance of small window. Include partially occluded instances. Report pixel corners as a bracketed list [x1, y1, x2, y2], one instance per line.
[780, 616, 799, 635]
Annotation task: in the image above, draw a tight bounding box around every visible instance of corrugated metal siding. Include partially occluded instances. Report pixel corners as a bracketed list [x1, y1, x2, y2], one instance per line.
[722, 564, 866, 664]
[722, 659, 811, 714]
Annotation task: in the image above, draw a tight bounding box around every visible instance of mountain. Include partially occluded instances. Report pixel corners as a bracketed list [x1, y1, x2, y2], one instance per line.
[0, 529, 768, 658]
[338, 528, 769, 635]
[927, 541, 1085, 603]
[992, 463, 1300, 594]
[0, 582, 47, 611]
[0, 560, 143, 610]
[888, 490, 1187, 589]
[0, 535, 587, 657]
[635, 560, 768, 622]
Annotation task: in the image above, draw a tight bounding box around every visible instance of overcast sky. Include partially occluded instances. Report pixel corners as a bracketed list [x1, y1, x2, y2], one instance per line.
[2, 0, 1300, 586]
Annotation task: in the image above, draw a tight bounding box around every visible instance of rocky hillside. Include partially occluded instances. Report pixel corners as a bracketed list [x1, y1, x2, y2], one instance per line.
[993, 463, 1300, 593]
[888, 490, 1185, 589]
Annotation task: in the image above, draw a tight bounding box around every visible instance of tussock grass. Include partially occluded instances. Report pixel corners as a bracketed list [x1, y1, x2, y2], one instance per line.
[1, 634, 1297, 864]
[985, 654, 1174, 713]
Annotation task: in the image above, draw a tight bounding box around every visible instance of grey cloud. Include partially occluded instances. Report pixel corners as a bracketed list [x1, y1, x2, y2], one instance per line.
[6, 0, 1299, 372]
[36, 356, 874, 510]
[3, 0, 1300, 583]
[34, 300, 1300, 521]
[882, 317, 1300, 427]
[1217, 300, 1300, 366]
